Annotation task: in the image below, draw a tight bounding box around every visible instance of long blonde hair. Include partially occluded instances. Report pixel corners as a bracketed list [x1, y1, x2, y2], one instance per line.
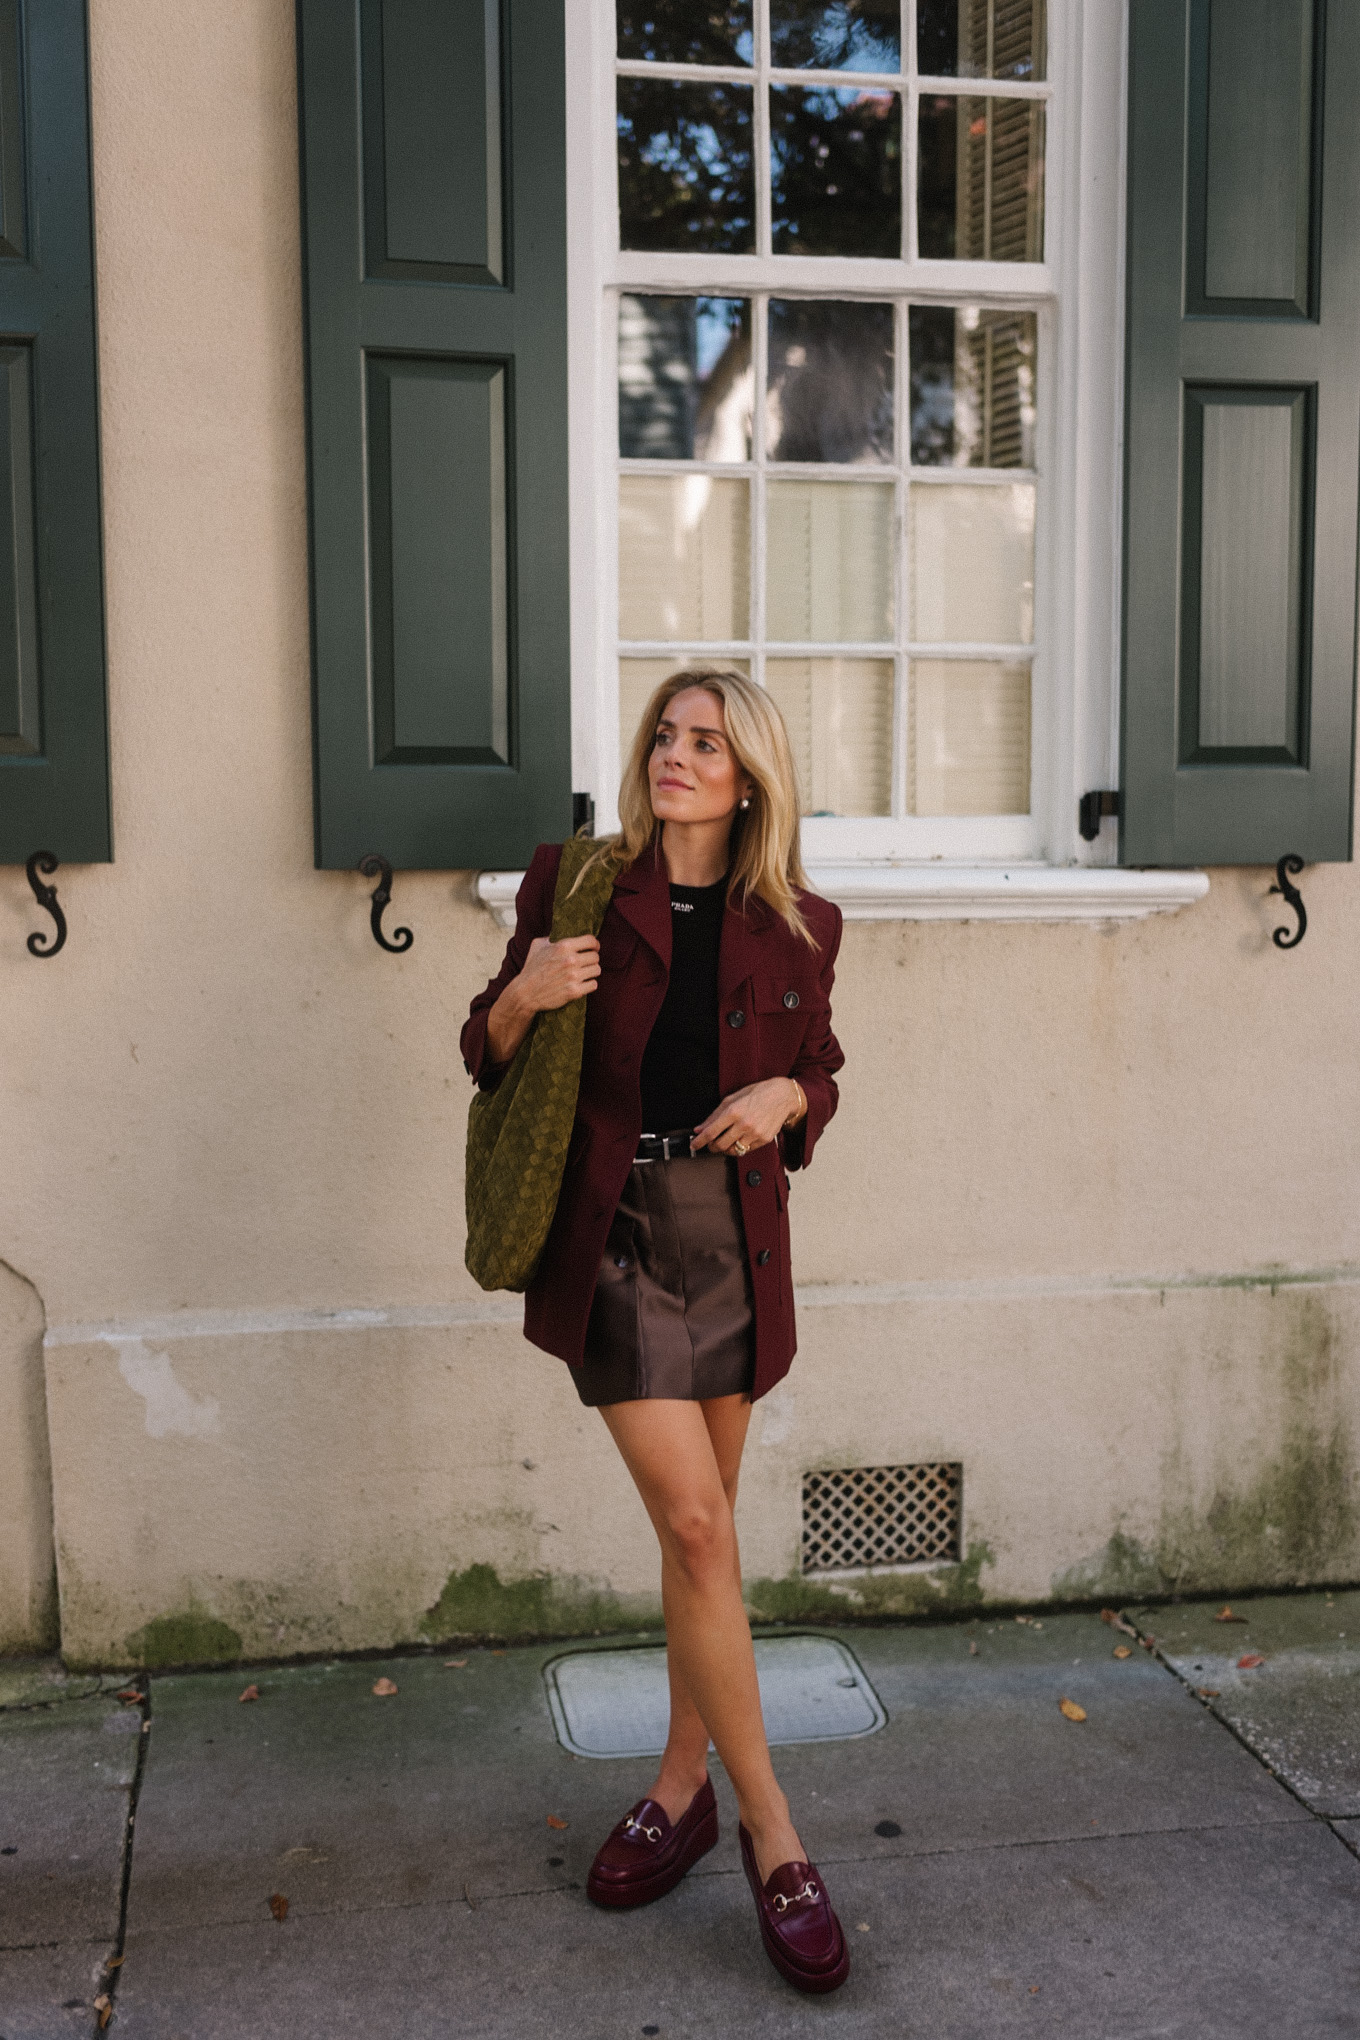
[577, 668, 815, 944]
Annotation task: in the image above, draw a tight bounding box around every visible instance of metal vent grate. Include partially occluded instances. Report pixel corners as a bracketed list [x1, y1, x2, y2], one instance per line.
[801, 1463, 962, 1575]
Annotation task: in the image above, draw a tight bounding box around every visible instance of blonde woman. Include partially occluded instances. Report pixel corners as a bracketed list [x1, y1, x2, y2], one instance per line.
[461, 670, 848, 1993]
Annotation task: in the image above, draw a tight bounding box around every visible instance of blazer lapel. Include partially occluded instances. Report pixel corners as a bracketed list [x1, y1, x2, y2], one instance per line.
[719, 886, 772, 996]
[610, 840, 672, 967]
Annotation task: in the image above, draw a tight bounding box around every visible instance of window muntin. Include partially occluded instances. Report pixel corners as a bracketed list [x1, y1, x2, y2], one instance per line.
[607, 1, 1053, 848]
[618, 293, 1038, 820]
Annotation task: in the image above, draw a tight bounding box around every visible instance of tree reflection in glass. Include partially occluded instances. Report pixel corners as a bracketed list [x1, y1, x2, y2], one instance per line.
[618, 78, 755, 251]
[618, 296, 753, 460]
[770, 87, 901, 256]
[617, 0, 754, 64]
[767, 300, 893, 464]
[909, 305, 1035, 467]
[917, 0, 1045, 80]
[769, 0, 901, 74]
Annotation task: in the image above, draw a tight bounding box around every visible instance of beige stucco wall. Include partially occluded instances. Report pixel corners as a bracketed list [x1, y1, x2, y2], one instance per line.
[1, 2, 1356, 1665]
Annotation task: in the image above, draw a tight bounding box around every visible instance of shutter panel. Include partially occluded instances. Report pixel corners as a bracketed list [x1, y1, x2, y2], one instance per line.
[1121, 0, 1360, 866]
[297, 0, 571, 872]
[0, 0, 110, 864]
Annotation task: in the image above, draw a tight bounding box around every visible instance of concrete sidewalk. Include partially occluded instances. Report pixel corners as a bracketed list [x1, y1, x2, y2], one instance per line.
[3, 1594, 1358, 2039]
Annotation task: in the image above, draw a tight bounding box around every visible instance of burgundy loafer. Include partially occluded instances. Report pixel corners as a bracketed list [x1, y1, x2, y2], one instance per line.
[738, 1822, 850, 1994]
[586, 1778, 718, 1909]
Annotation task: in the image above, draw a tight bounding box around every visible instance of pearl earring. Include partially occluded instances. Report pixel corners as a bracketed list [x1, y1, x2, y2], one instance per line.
[739, 796, 751, 809]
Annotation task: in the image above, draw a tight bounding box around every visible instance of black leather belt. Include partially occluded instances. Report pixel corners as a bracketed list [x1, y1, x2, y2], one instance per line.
[634, 1130, 699, 1162]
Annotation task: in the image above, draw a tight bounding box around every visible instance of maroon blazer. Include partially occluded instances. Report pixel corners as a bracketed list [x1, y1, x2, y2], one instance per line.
[461, 841, 845, 1401]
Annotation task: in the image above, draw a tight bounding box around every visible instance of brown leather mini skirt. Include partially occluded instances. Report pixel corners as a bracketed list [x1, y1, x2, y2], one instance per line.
[573, 1152, 755, 1407]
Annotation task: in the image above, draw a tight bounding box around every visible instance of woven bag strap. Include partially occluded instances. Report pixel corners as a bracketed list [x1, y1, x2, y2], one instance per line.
[548, 836, 615, 942]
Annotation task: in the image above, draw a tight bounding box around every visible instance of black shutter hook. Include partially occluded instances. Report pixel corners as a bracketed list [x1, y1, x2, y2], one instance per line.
[358, 853, 413, 953]
[25, 851, 67, 957]
[1268, 854, 1306, 950]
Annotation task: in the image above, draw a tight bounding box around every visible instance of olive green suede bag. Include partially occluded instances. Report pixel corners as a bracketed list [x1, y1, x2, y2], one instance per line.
[464, 837, 617, 1293]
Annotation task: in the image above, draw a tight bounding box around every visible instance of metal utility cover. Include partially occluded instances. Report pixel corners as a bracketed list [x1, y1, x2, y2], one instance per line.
[544, 1634, 886, 1759]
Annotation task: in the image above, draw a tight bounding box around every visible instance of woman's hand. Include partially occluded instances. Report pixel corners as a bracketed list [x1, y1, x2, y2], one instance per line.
[485, 935, 600, 1065]
[692, 1078, 803, 1157]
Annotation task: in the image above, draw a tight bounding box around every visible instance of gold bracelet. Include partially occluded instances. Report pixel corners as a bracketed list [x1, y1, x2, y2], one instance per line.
[783, 1079, 806, 1128]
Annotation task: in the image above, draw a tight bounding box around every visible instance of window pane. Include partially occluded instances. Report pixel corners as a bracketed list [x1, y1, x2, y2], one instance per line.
[769, 0, 901, 73]
[765, 658, 894, 815]
[909, 659, 1030, 813]
[770, 87, 901, 256]
[621, 656, 750, 767]
[909, 306, 1036, 467]
[620, 476, 750, 639]
[618, 79, 755, 253]
[910, 482, 1034, 642]
[917, 96, 1045, 261]
[617, 0, 754, 64]
[619, 297, 753, 460]
[767, 480, 894, 640]
[767, 300, 894, 464]
[917, 0, 1046, 80]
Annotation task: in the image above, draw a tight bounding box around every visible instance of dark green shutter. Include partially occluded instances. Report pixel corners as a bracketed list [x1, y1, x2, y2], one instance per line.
[1121, 0, 1360, 866]
[296, 0, 571, 872]
[0, 0, 110, 865]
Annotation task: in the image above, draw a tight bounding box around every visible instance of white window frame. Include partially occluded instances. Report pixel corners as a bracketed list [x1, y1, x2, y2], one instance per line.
[501, 0, 1210, 925]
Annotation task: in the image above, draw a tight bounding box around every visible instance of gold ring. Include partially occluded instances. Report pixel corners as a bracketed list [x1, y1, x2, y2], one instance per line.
[731, 1141, 748, 1156]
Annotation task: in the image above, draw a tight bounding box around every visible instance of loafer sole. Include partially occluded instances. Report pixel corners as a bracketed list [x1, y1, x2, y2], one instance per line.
[586, 1804, 719, 1910]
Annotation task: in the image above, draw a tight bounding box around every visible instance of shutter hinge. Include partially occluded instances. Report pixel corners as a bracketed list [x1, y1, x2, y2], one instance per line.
[572, 792, 596, 838]
[1078, 790, 1121, 841]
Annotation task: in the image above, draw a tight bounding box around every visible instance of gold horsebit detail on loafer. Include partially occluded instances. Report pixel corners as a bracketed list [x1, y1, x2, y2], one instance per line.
[624, 1815, 663, 1843]
[772, 1880, 821, 1913]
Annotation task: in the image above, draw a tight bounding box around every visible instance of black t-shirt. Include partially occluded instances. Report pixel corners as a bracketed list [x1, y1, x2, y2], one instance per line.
[638, 876, 726, 1135]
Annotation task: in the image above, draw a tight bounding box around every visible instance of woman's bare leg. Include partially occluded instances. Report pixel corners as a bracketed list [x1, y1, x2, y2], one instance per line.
[599, 1395, 804, 1881]
[643, 1394, 749, 1818]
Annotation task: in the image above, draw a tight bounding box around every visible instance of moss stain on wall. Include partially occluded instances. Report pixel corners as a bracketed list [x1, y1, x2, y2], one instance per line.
[744, 1540, 995, 1623]
[1054, 1294, 1359, 1601]
[124, 1606, 244, 1669]
[419, 1562, 660, 1644]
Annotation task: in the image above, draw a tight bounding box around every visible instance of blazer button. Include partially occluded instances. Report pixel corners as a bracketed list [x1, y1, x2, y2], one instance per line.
[782, 990, 800, 1009]
[757, 1248, 771, 1266]
[746, 1169, 762, 1187]
[726, 1009, 746, 1028]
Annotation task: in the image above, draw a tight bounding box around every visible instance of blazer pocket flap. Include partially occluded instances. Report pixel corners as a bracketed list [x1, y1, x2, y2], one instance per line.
[753, 972, 818, 1016]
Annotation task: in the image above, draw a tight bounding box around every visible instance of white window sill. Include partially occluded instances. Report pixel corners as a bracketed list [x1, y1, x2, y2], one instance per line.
[474, 865, 1210, 929]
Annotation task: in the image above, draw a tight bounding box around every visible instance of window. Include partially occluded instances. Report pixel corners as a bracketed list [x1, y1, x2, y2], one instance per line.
[571, 0, 1066, 868]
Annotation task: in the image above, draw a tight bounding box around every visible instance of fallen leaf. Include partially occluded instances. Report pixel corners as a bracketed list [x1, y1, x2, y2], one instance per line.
[238, 1684, 260, 1703]
[1058, 1697, 1087, 1722]
[372, 1677, 398, 1697]
[1198, 1687, 1221, 1699]
[856, 1922, 870, 1932]
[1214, 1606, 1248, 1623]
[116, 1688, 140, 1704]
[94, 1994, 112, 2029]
[1238, 1653, 1266, 1670]
[491, 1648, 507, 1656]
[444, 1659, 468, 1669]
[1113, 1644, 1132, 1659]
[463, 1880, 480, 1910]
[968, 1641, 979, 1656]
[1030, 1986, 1041, 1995]
[1140, 1636, 1156, 1649]
[1099, 1609, 1138, 1637]
[546, 1814, 569, 1830]
[269, 1892, 289, 1922]
[106, 1956, 124, 1970]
